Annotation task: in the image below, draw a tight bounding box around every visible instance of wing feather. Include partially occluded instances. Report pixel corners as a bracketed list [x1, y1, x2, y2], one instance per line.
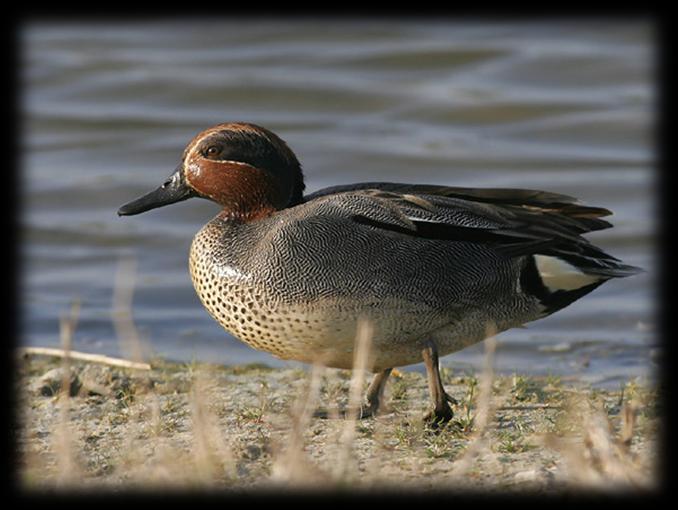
[303, 181, 639, 275]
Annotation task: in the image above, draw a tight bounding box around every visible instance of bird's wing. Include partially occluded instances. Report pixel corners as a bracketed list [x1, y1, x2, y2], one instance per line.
[304, 182, 640, 277]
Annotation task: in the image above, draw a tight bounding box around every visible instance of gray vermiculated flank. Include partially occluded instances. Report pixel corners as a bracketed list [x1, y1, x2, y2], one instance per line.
[189, 190, 546, 370]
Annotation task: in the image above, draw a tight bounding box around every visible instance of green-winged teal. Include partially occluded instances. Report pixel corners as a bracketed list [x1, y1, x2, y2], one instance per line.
[119, 122, 642, 424]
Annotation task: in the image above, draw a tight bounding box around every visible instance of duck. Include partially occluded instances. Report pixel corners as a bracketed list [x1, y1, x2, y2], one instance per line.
[118, 122, 642, 425]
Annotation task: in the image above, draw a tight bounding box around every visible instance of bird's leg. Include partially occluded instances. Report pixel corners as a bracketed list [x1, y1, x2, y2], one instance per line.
[422, 340, 455, 427]
[313, 368, 392, 419]
[359, 368, 392, 418]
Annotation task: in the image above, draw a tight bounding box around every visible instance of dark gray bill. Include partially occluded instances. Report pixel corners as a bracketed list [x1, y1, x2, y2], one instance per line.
[118, 167, 196, 216]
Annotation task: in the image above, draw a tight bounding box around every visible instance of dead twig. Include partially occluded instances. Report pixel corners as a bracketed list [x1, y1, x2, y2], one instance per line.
[17, 347, 151, 371]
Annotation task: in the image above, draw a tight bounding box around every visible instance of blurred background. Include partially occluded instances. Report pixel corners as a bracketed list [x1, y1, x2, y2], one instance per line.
[20, 18, 656, 388]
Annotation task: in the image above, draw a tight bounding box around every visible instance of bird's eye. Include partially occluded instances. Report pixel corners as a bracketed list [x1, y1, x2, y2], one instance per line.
[205, 145, 220, 157]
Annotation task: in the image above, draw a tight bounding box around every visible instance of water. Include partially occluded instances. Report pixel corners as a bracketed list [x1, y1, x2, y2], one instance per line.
[20, 19, 657, 388]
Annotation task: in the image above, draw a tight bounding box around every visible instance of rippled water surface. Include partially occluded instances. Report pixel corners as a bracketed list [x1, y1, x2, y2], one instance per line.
[21, 19, 657, 387]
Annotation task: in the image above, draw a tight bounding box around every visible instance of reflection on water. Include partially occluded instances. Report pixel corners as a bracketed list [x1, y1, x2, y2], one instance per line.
[21, 20, 656, 387]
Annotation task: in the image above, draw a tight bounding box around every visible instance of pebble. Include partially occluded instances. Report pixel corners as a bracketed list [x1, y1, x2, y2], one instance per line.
[33, 367, 81, 397]
[513, 469, 540, 483]
[242, 444, 262, 460]
[79, 365, 114, 396]
[513, 467, 555, 486]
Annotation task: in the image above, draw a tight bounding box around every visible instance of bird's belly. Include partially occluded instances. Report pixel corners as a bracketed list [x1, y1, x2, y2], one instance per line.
[188, 230, 539, 370]
[192, 283, 441, 369]
[189, 262, 456, 369]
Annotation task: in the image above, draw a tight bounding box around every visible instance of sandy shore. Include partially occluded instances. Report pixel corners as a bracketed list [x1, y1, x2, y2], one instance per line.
[16, 352, 659, 493]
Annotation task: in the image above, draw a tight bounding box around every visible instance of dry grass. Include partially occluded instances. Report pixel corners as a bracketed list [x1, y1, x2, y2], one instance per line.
[448, 325, 497, 478]
[543, 388, 657, 490]
[15, 261, 660, 493]
[332, 318, 373, 483]
[53, 300, 81, 488]
[269, 362, 329, 487]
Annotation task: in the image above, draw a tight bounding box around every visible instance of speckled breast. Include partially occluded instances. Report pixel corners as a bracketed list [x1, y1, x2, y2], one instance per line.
[190, 247, 426, 369]
[188, 214, 441, 369]
[188, 203, 540, 370]
[189, 216, 362, 368]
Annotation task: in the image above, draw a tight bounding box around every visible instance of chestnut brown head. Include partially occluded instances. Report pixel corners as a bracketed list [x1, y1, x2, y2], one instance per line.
[118, 122, 305, 221]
